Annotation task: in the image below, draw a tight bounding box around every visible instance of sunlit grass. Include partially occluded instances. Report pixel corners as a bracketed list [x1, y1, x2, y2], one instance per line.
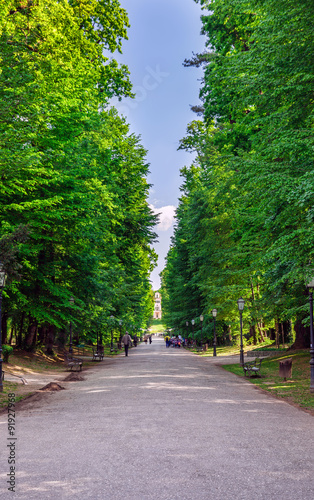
[223, 351, 314, 413]
[0, 381, 19, 408]
[188, 340, 279, 357]
[149, 320, 166, 334]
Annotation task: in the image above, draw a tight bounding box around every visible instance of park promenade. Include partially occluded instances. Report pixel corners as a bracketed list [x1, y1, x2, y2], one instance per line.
[0, 337, 313, 499]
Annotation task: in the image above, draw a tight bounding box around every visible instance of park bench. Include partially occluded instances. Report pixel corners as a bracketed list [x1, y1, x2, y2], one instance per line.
[243, 358, 263, 377]
[64, 352, 83, 371]
[2, 370, 28, 384]
[92, 346, 104, 361]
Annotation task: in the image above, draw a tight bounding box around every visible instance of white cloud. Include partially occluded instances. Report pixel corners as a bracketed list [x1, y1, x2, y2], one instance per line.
[150, 204, 176, 231]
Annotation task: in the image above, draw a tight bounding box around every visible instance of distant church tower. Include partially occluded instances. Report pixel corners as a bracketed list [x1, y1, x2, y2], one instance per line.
[153, 292, 162, 319]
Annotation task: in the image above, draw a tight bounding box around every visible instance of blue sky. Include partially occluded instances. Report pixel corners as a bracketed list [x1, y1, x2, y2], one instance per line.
[111, 0, 205, 290]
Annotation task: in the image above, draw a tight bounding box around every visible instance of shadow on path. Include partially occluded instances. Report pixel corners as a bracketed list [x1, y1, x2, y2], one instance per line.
[0, 337, 313, 500]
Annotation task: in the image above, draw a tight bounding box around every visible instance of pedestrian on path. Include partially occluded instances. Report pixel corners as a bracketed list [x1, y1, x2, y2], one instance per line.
[121, 331, 132, 356]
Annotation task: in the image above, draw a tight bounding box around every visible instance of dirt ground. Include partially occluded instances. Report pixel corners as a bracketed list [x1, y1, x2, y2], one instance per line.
[0, 352, 98, 414]
[0, 348, 120, 416]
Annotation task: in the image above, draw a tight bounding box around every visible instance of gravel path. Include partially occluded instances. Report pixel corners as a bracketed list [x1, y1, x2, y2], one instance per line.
[0, 337, 313, 499]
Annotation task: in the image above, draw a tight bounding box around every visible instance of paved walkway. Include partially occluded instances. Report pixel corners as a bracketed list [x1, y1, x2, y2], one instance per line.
[0, 337, 313, 499]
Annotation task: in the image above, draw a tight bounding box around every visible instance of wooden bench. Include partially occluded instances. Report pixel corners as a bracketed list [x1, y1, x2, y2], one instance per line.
[64, 353, 83, 371]
[243, 358, 263, 377]
[2, 370, 28, 384]
[92, 346, 104, 361]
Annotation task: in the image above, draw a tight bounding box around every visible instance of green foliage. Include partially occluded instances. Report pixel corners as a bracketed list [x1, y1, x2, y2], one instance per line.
[2, 345, 13, 363]
[149, 319, 165, 334]
[162, 0, 314, 346]
[223, 351, 314, 412]
[0, 0, 157, 350]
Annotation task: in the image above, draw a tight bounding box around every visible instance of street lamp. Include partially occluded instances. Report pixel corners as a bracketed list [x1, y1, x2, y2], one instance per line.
[69, 296, 74, 355]
[191, 319, 195, 346]
[200, 315, 204, 350]
[237, 297, 245, 366]
[0, 262, 7, 392]
[110, 315, 114, 352]
[306, 280, 314, 393]
[212, 309, 217, 356]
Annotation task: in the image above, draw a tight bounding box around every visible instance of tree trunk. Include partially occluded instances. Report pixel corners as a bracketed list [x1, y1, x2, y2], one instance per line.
[283, 320, 291, 343]
[291, 319, 310, 349]
[269, 327, 275, 341]
[275, 321, 280, 348]
[8, 326, 14, 345]
[249, 325, 257, 345]
[17, 311, 25, 348]
[257, 322, 265, 342]
[25, 316, 38, 351]
[249, 278, 260, 345]
[228, 324, 232, 344]
[74, 330, 80, 345]
[45, 324, 55, 355]
[37, 326, 45, 345]
[281, 322, 285, 347]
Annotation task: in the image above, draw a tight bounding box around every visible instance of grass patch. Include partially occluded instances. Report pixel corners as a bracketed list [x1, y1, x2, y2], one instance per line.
[0, 381, 27, 409]
[251, 346, 287, 352]
[188, 340, 280, 357]
[102, 346, 122, 356]
[149, 320, 166, 334]
[222, 350, 314, 414]
[0, 382, 18, 409]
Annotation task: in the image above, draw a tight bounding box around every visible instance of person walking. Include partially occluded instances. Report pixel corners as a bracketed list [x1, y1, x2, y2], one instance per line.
[121, 331, 132, 357]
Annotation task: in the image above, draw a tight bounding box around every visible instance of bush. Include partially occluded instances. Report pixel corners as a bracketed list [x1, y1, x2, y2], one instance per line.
[2, 345, 13, 363]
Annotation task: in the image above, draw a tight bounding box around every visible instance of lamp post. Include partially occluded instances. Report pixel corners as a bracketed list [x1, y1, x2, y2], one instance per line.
[200, 315, 204, 350]
[69, 297, 74, 355]
[110, 315, 114, 352]
[237, 297, 245, 366]
[191, 319, 195, 346]
[0, 262, 7, 392]
[307, 280, 314, 393]
[212, 309, 217, 356]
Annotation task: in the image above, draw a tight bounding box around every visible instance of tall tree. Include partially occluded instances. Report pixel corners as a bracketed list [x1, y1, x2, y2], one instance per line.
[163, 0, 314, 346]
[0, 0, 157, 349]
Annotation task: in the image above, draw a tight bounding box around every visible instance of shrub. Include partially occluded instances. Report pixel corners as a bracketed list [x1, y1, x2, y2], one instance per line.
[2, 345, 13, 363]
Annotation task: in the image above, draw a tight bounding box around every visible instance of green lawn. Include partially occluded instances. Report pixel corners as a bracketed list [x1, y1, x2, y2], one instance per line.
[222, 351, 314, 414]
[149, 319, 166, 334]
[188, 340, 278, 357]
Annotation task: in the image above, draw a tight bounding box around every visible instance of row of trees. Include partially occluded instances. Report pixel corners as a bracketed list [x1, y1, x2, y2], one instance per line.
[0, 1, 157, 351]
[161, 0, 314, 347]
